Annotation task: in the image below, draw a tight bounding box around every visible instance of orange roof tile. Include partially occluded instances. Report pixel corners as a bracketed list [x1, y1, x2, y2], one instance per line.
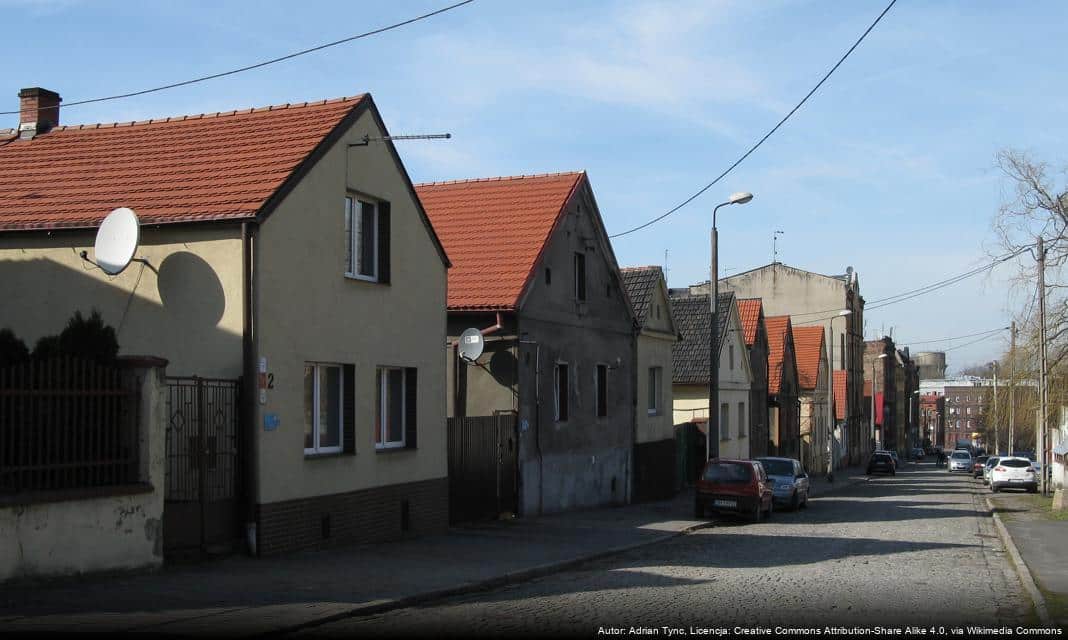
[416, 172, 584, 310]
[0, 96, 366, 230]
[833, 370, 847, 420]
[765, 315, 792, 396]
[736, 298, 762, 345]
[792, 326, 825, 391]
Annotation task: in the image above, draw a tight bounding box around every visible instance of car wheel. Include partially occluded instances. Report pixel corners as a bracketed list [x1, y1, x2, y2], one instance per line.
[790, 491, 800, 512]
[992, 484, 1000, 493]
[750, 502, 762, 523]
[766, 499, 773, 519]
[1028, 485, 1038, 494]
[694, 501, 704, 519]
[800, 492, 809, 509]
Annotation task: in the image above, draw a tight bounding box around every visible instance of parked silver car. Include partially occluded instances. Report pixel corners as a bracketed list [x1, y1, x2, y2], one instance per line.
[754, 457, 810, 510]
[948, 450, 973, 473]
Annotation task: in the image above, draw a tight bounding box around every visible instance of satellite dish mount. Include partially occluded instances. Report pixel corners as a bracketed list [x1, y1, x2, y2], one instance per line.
[457, 328, 485, 364]
[81, 207, 147, 275]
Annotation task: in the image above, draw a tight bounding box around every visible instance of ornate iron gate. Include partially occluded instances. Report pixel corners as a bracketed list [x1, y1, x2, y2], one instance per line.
[447, 412, 518, 524]
[164, 376, 241, 558]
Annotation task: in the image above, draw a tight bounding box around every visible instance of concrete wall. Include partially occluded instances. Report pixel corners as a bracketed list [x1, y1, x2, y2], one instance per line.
[0, 361, 167, 582]
[0, 227, 244, 379]
[635, 331, 674, 444]
[513, 180, 636, 516]
[252, 104, 449, 507]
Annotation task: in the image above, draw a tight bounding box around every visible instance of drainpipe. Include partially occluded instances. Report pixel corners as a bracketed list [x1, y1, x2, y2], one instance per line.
[519, 333, 542, 517]
[241, 221, 259, 556]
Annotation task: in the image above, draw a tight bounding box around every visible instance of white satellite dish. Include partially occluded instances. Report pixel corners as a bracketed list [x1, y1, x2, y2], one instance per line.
[458, 328, 485, 363]
[94, 207, 140, 275]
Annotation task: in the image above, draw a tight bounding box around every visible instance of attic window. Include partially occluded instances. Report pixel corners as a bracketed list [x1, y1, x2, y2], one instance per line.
[656, 304, 661, 319]
[574, 253, 586, 301]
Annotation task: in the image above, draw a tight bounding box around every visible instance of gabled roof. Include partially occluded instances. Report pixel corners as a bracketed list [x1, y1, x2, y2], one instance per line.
[2, 95, 363, 230]
[415, 172, 585, 310]
[833, 370, 847, 420]
[765, 315, 793, 395]
[792, 326, 825, 391]
[736, 298, 763, 346]
[669, 291, 734, 385]
[722, 261, 850, 284]
[620, 266, 675, 334]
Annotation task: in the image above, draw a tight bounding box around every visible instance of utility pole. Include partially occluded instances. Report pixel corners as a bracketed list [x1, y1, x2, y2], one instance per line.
[1038, 237, 1049, 495]
[1009, 321, 1016, 456]
[992, 362, 998, 455]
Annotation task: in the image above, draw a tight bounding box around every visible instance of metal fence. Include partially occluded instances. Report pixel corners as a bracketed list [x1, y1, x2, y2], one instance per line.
[0, 357, 140, 494]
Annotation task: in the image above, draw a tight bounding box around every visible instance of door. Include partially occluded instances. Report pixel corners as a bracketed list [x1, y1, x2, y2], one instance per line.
[447, 412, 519, 523]
[164, 376, 241, 558]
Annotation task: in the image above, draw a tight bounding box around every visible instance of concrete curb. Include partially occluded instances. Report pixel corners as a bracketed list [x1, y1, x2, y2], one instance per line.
[985, 496, 1051, 625]
[266, 520, 716, 637]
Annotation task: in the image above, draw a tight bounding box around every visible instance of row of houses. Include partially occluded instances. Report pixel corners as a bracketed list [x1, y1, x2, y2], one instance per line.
[0, 88, 869, 581]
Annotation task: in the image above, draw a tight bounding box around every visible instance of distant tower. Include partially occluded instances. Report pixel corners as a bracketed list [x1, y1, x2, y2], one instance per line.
[915, 351, 947, 380]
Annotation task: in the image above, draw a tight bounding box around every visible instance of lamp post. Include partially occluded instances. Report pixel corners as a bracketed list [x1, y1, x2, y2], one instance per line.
[991, 361, 998, 455]
[827, 309, 851, 480]
[871, 353, 888, 451]
[909, 390, 920, 455]
[708, 191, 753, 460]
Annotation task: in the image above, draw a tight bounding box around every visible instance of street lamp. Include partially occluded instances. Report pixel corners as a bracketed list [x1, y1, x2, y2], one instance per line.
[827, 309, 851, 481]
[871, 353, 888, 451]
[709, 191, 753, 460]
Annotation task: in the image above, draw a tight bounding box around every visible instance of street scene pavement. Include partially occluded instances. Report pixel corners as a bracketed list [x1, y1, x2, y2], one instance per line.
[302, 463, 1032, 636]
[2, 461, 1043, 637]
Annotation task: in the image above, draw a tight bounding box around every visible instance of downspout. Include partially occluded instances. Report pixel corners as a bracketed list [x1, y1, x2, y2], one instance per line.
[242, 221, 259, 556]
[518, 329, 542, 517]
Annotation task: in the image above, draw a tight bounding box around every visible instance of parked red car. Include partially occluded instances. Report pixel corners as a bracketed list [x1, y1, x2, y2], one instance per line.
[694, 458, 773, 522]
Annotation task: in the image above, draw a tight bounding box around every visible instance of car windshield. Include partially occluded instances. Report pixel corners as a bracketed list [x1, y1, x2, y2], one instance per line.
[986, 458, 1000, 467]
[975, 456, 989, 464]
[1000, 459, 1031, 468]
[951, 452, 970, 460]
[757, 459, 793, 476]
[873, 454, 891, 462]
[703, 463, 752, 483]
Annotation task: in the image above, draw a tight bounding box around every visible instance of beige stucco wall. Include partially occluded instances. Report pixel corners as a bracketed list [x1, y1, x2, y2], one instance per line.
[636, 332, 675, 444]
[0, 227, 244, 379]
[0, 363, 167, 582]
[253, 105, 448, 505]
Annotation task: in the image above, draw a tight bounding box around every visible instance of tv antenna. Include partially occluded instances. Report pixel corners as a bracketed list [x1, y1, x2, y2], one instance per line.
[349, 133, 451, 147]
[773, 230, 784, 264]
[80, 207, 147, 275]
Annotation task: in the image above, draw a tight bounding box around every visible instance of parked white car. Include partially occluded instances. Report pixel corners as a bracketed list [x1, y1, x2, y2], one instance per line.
[982, 456, 1000, 485]
[990, 457, 1038, 493]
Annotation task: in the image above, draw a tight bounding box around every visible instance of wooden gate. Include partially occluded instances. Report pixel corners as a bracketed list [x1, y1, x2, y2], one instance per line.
[163, 376, 241, 558]
[447, 413, 518, 524]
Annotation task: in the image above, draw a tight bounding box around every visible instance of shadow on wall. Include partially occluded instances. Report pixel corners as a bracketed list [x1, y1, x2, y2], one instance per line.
[0, 254, 239, 378]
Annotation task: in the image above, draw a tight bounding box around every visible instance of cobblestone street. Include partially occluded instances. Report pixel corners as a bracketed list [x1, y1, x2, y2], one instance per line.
[302, 464, 1030, 636]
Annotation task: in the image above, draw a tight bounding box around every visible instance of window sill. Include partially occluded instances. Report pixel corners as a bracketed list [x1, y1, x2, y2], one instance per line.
[376, 446, 416, 454]
[304, 451, 347, 460]
[344, 273, 381, 284]
[0, 483, 154, 508]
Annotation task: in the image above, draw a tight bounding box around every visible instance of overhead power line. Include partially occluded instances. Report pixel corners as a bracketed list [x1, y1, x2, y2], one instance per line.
[608, 0, 897, 239]
[0, 0, 476, 115]
[865, 246, 1029, 310]
[899, 326, 1009, 347]
[940, 332, 1008, 353]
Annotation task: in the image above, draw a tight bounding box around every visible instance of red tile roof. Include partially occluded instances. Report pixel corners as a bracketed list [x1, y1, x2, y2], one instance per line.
[765, 315, 791, 395]
[833, 370, 847, 420]
[0, 96, 366, 231]
[736, 298, 762, 346]
[416, 172, 585, 310]
[792, 326, 825, 391]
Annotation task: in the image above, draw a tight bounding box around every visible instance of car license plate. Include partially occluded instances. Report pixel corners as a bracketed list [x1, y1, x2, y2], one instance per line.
[713, 499, 737, 508]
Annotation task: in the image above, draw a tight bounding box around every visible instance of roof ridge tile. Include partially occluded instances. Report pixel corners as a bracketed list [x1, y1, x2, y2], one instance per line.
[414, 171, 584, 188]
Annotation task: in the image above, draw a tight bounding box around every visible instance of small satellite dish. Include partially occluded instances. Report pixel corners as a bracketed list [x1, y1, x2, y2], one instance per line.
[94, 207, 140, 275]
[458, 328, 485, 363]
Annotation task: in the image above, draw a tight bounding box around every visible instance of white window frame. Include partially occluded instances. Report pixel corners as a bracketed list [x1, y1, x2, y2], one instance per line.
[648, 366, 661, 416]
[375, 366, 406, 450]
[345, 195, 379, 282]
[304, 362, 344, 456]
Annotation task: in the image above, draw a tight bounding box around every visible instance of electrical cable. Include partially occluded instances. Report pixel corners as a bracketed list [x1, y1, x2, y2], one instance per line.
[898, 327, 1009, 347]
[608, 0, 897, 239]
[940, 332, 1007, 353]
[866, 246, 1030, 310]
[0, 0, 476, 114]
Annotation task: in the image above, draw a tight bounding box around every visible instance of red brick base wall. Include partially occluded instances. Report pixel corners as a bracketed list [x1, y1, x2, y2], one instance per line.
[255, 476, 448, 556]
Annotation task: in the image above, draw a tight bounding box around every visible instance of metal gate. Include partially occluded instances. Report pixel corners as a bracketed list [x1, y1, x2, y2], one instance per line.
[164, 376, 241, 558]
[447, 413, 518, 524]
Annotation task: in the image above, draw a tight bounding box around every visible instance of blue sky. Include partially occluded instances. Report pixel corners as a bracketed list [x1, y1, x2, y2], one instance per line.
[4, 0, 1065, 372]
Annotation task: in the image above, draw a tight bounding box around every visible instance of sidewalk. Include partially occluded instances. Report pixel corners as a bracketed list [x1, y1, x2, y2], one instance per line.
[0, 467, 870, 637]
[987, 491, 1068, 627]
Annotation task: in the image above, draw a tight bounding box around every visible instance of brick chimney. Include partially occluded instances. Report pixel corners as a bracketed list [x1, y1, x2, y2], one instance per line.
[18, 87, 61, 139]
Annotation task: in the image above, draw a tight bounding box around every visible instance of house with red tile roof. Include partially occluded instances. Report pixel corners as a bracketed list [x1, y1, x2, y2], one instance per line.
[0, 88, 451, 574]
[620, 266, 680, 501]
[793, 325, 830, 475]
[668, 290, 753, 463]
[765, 315, 801, 460]
[737, 298, 770, 458]
[416, 172, 637, 517]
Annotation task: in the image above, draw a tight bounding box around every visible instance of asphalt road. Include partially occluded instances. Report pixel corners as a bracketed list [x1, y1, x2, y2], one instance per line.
[299, 463, 1031, 636]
